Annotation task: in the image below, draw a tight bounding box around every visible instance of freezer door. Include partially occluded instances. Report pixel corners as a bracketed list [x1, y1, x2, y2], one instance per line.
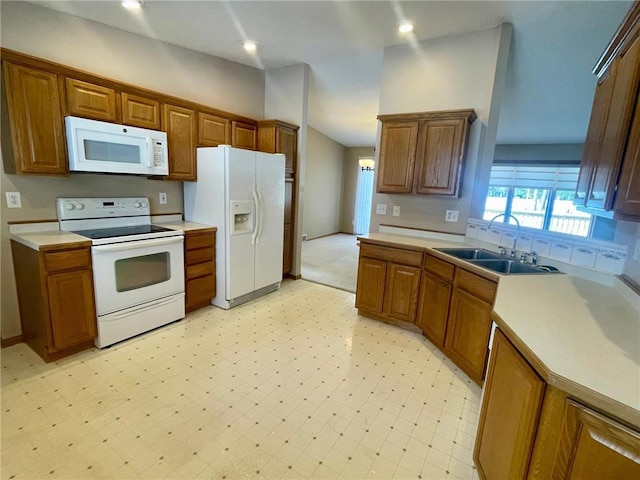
[226, 148, 257, 300]
[254, 152, 285, 290]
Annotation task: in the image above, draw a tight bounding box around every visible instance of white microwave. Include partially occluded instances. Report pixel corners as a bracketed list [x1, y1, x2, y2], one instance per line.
[65, 116, 169, 175]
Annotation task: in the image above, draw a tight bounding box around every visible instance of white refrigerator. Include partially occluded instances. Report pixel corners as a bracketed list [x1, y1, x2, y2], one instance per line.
[184, 146, 285, 309]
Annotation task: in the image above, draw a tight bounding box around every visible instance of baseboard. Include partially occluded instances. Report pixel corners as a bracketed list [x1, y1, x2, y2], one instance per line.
[1, 334, 23, 348]
[285, 273, 302, 280]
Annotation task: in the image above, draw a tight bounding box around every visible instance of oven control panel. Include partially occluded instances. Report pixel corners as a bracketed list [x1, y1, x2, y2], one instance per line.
[57, 197, 151, 220]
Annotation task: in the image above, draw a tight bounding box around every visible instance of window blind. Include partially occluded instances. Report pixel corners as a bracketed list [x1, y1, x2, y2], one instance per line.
[488, 165, 580, 190]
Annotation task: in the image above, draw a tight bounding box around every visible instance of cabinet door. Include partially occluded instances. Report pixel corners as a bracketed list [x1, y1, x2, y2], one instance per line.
[474, 330, 545, 480]
[283, 179, 294, 275]
[122, 93, 160, 129]
[163, 104, 197, 181]
[552, 400, 640, 479]
[414, 118, 466, 196]
[376, 120, 418, 193]
[416, 270, 452, 347]
[355, 257, 386, 314]
[277, 126, 298, 175]
[232, 120, 257, 150]
[614, 90, 640, 218]
[2, 63, 67, 175]
[383, 263, 421, 322]
[445, 286, 493, 384]
[65, 78, 118, 122]
[47, 269, 97, 351]
[198, 112, 230, 146]
[584, 36, 640, 210]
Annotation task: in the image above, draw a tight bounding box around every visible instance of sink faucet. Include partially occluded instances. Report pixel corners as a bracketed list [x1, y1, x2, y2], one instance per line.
[487, 213, 520, 258]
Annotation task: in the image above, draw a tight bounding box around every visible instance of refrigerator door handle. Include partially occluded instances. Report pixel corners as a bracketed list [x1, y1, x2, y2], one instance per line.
[255, 188, 265, 244]
[251, 186, 260, 245]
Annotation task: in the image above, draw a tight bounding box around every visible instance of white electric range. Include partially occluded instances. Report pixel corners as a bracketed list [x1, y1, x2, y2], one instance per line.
[57, 197, 185, 348]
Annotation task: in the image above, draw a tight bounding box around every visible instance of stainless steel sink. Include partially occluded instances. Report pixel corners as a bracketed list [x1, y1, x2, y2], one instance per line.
[434, 248, 503, 260]
[469, 259, 547, 274]
[435, 248, 560, 275]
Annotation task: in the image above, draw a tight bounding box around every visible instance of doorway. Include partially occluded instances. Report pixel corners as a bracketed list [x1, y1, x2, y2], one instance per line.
[354, 157, 375, 235]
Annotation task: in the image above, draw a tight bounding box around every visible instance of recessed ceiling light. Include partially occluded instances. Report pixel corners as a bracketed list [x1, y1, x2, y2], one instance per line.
[243, 40, 257, 53]
[398, 21, 414, 34]
[122, 0, 142, 10]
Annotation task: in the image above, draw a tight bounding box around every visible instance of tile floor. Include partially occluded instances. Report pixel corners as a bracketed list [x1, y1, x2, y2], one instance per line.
[1, 280, 481, 480]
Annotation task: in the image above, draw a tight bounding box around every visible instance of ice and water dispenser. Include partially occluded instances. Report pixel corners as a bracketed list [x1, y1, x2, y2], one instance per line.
[230, 200, 253, 235]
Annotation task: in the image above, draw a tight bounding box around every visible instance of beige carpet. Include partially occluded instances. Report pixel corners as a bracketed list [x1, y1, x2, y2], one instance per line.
[301, 233, 359, 293]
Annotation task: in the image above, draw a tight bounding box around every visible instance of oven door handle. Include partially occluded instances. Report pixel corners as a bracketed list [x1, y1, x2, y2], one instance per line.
[92, 236, 183, 253]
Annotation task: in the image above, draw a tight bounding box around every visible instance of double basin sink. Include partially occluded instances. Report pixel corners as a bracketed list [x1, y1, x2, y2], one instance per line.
[434, 248, 560, 275]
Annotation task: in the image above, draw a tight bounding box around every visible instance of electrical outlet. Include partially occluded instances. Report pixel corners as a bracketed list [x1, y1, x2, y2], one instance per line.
[445, 210, 459, 222]
[392, 206, 401, 217]
[376, 204, 387, 215]
[159, 192, 167, 204]
[6, 192, 21, 208]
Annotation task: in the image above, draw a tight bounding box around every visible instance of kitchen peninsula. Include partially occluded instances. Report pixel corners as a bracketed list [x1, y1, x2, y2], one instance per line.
[355, 232, 640, 478]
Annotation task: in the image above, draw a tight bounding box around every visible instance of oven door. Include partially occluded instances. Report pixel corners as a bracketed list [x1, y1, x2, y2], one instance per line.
[91, 236, 184, 316]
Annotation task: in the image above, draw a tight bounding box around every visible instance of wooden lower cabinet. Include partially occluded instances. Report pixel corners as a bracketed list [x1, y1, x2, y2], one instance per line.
[416, 254, 455, 348]
[445, 268, 496, 384]
[11, 241, 97, 362]
[355, 256, 386, 314]
[184, 229, 216, 312]
[474, 329, 545, 480]
[383, 263, 421, 322]
[475, 327, 640, 480]
[355, 242, 422, 327]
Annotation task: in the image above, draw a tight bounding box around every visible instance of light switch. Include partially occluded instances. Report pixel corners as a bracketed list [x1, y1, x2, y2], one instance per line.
[392, 206, 400, 216]
[159, 192, 167, 204]
[376, 204, 387, 215]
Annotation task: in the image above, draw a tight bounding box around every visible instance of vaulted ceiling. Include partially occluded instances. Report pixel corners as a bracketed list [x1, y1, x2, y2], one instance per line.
[29, 1, 632, 147]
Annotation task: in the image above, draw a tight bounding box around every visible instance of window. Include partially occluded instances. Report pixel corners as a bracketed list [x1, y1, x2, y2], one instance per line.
[483, 165, 592, 237]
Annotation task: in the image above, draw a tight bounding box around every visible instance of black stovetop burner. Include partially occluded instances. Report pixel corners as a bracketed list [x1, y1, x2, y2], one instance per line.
[72, 224, 175, 240]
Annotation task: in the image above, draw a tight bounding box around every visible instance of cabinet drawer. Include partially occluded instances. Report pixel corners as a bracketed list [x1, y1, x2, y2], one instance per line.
[44, 249, 91, 273]
[454, 268, 497, 304]
[186, 232, 215, 250]
[186, 261, 214, 280]
[359, 243, 423, 267]
[186, 248, 214, 265]
[424, 253, 455, 281]
[186, 274, 216, 306]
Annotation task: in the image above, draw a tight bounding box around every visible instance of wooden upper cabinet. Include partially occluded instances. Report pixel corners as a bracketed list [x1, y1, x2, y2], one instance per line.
[162, 103, 197, 181]
[576, 3, 640, 219]
[232, 120, 257, 150]
[614, 91, 640, 218]
[121, 93, 160, 129]
[258, 120, 299, 176]
[414, 118, 467, 195]
[377, 120, 418, 193]
[65, 77, 118, 122]
[377, 110, 476, 196]
[474, 329, 546, 480]
[1, 62, 68, 175]
[198, 112, 230, 146]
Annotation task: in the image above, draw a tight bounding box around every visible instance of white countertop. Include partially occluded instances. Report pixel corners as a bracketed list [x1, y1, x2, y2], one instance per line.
[359, 232, 640, 427]
[9, 220, 215, 250]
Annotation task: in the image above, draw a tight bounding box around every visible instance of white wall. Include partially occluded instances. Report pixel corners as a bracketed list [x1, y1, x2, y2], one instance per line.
[341, 147, 375, 234]
[0, 2, 265, 118]
[0, 2, 266, 339]
[371, 24, 512, 234]
[264, 64, 310, 276]
[303, 127, 346, 239]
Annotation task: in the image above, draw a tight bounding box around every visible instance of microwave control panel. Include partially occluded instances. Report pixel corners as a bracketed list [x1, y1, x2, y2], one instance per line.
[152, 140, 166, 167]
